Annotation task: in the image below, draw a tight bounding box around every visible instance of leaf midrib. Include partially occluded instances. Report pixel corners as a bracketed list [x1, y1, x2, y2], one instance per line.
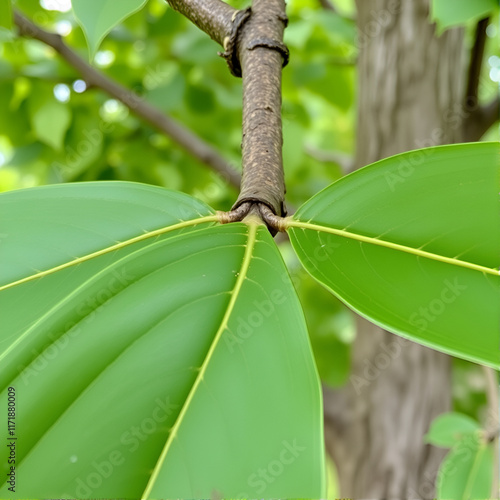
[140, 221, 258, 499]
[0, 239, 243, 382]
[0, 232, 246, 490]
[287, 220, 500, 276]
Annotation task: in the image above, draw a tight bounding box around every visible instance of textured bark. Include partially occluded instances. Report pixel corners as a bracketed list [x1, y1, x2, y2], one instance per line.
[233, 0, 288, 217]
[165, 0, 288, 224]
[323, 0, 465, 497]
[166, 0, 235, 46]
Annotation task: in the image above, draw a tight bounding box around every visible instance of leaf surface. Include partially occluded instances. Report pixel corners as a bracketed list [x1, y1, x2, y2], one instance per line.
[0, 182, 324, 497]
[289, 142, 500, 368]
[437, 433, 493, 499]
[72, 0, 148, 58]
[431, 0, 498, 32]
[30, 100, 71, 151]
[425, 412, 481, 448]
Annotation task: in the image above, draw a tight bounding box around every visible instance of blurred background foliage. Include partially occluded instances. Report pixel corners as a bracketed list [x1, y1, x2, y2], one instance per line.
[0, 0, 497, 458]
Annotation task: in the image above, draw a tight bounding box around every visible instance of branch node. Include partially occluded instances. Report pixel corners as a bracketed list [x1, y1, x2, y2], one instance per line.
[217, 7, 252, 77]
[247, 37, 290, 68]
[258, 203, 288, 234]
[484, 426, 500, 443]
[217, 201, 288, 237]
[278, 12, 289, 27]
[217, 202, 252, 224]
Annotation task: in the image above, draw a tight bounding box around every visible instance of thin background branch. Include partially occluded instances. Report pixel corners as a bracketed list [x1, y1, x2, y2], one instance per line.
[462, 17, 499, 141]
[318, 0, 337, 13]
[465, 17, 489, 107]
[13, 10, 241, 189]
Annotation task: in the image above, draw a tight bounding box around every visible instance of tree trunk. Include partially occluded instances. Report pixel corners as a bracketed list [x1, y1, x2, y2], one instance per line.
[323, 0, 465, 497]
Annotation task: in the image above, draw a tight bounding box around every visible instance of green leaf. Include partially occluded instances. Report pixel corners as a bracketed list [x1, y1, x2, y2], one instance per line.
[288, 143, 500, 368]
[53, 111, 108, 181]
[437, 433, 493, 499]
[30, 100, 71, 151]
[296, 268, 353, 387]
[431, 0, 498, 33]
[72, 0, 148, 58]
[425, 412, 481, 448]
[0, 182, 325, 497]
[0, 0, 12, 30]
[185, 83, 216, 114]
[292, 64, 353, 111]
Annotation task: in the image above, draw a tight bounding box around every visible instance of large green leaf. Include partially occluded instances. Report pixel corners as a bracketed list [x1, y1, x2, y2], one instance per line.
[431, 0, 498, 33]
[437, 433, 493, 499]
[0, 182, 324, 497]
[72, 0, 148, 58]
[288, 142, 500, 368]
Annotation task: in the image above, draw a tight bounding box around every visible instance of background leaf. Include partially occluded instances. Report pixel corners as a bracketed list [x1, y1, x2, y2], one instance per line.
[437, 434, 493, 499]
[431, 0, 498, 33]
[30, 100, 71, 151]
[425, 412, 481, 448]
[280, 243, 354, 388]
[289, 142, 500, 368]
[0, 0, 12, 30]
[72, 0, 148, 58]
[0, 183, 325, 498]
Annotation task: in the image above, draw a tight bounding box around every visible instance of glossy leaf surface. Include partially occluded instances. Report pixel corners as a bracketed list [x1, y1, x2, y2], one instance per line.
[0, 182, 324, 498]
[289, 143, 500, 368]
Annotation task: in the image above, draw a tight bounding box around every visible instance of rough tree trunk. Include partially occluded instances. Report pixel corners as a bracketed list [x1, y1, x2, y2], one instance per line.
[323, 0, 465, 497]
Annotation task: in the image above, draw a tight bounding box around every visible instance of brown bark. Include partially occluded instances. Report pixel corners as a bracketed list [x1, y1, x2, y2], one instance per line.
[166, 0, 235, 47]
[165, 0, 289, 227]
[463, 96, 499, 141]
[465, 18, 489, 109]
[232, 0, 288, 218]
[462, 17, 499, 141]
[323, 0, 465, 497]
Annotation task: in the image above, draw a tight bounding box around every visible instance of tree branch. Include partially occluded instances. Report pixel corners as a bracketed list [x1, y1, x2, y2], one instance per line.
[166, 0, 235, 47]
[465, 17, 489, 109]
[462, 17, 499, 141]
[232, 0, 288, 218]
[14, 10, 241, 189]
[160, 0, 290, 229]
[318, 0, 337, 13]
[318, 0, 356, 22]
[463, 96, 499, 141]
